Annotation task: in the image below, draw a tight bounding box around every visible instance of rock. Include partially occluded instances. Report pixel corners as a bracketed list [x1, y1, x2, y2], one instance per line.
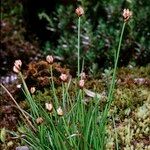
[16, 146, 29, 150]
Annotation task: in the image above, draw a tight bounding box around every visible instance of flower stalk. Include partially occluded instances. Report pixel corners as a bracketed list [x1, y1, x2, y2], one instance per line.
[76, 6, 84, 77]
[77, 16, 81, 77]
[99, 22, 127, 148]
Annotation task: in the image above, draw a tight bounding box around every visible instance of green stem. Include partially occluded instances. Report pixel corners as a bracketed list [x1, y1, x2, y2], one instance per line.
[77, 17, 81, 77]
[100, 22, 126, 146]
[107, 22, 126, 106]
[62, 83, 66, 109]
[19, 72, 39, 118]
[50, 65, 59, 107]
[62, 117, 74, 147]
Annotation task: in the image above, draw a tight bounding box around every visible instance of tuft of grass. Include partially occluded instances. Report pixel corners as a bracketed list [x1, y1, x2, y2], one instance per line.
[1, 7, 132, 149]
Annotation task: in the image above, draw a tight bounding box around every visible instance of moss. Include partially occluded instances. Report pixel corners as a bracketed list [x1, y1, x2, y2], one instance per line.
[18, 65, 150, 149]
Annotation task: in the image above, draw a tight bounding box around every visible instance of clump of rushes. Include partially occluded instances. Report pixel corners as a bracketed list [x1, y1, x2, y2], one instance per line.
[0, 8, 133, 150]
[75, 6, 84, 77]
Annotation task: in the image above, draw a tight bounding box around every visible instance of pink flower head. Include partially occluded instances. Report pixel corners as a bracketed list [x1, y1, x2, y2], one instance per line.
[79, 79, 85, 89]
[60, 73, 68, 82]
[46, 55, 54, 64]
[13, 60, 22, 73]
[75, 6, 84, 17]
[57, 107, 63, 116]
[45, 102, 53, 112]
[123, 9, 132, 22]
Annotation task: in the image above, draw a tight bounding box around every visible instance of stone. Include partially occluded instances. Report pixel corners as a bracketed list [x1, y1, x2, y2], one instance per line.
[16, 146, 29, 150]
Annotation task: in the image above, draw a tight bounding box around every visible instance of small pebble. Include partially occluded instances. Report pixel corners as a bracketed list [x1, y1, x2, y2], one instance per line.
[16, 146, 29, 150]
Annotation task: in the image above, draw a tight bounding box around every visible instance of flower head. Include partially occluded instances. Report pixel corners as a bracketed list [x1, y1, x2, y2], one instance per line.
[13, 60, 22, 73]
[75, 6, 84, 17]
[46, 55, 54, 64]
[122, 9, 132, 22]
[30, 87, 36, 94]
[13, 66, 19, 73]
[45, 102, 53, 112]
[78, 79, 85, 89]
[57, 107, 63, 116]
[14, 60, 22, 68]
[60, 73, 68, 82]
[36, 117, 43, 125]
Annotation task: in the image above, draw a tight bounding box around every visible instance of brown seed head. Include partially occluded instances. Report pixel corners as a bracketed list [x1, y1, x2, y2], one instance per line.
[75, 6, 84, 17]
[36, 117, 43, 125]
[122, 9, 132, 22]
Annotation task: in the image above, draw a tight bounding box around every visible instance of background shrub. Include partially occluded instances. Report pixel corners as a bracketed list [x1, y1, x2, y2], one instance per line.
[1, 0, 150, 76]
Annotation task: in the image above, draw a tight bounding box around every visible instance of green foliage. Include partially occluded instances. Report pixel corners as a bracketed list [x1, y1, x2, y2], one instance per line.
[1, 0, 23, 25]
[39, 0, 149, 73]
[13, 65, 150, 149]
[6, 16, 126, 149]
[1, 1, 150, 149]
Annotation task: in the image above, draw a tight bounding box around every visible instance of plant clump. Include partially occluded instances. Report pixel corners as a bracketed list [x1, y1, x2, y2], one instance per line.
[1, 2, 150, 149]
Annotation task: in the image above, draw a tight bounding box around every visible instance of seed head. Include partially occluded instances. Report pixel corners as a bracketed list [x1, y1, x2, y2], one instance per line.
[45, 102, 53, 112]
[79, 79, 85, 89]
[60, 73, 68, 82]
[13, 60, 22, 73]
[122, 9, 132, 22]
[36, 117, 43, 125]
[30, 87, 36, 94]
[57, 107, 63, 116]
[75, 6, 84, 17]
[46, 55, 54, 64]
